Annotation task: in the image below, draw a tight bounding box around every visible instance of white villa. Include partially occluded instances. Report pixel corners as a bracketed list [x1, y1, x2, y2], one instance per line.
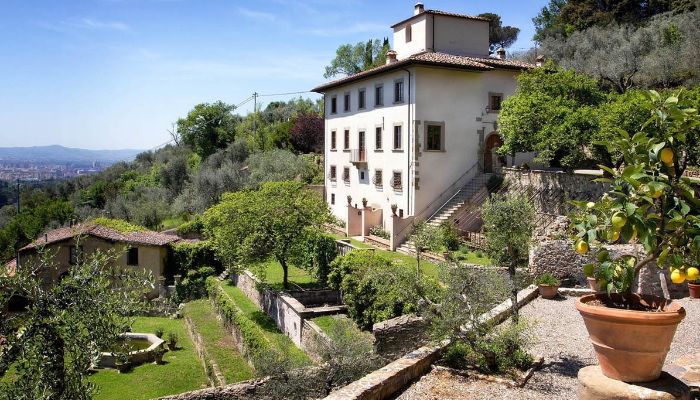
[312, 3, 537, 251]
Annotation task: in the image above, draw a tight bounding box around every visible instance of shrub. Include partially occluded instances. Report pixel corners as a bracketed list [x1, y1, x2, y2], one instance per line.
[176, 217, 204, 236]
[368, 225, 390, 240]
[297, 233, 338, 285]
[486, 174, 505, 192]
[328, 251, 440, 330]
[439, 221, 460, 251]
[176, 266, 217, 301]
[155, 327, 164, 338]
[167, 332, 179, 349]
[534, 273, 560, 286]
[169, 240, 222, 277]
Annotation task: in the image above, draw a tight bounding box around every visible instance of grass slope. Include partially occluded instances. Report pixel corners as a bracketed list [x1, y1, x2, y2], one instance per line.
[90, 317, 208, 400]
[183, 300, 253, 384]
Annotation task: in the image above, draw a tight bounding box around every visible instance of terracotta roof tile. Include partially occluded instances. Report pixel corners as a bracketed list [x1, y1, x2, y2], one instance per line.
[312, 52, 534, 92]
[3, 258, 16, 277]
[20, 223, 179, 251]
[391, 9, 490, 28]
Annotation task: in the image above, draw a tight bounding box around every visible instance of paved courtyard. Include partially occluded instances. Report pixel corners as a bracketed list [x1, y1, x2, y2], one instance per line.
[394, 295, 700, 400]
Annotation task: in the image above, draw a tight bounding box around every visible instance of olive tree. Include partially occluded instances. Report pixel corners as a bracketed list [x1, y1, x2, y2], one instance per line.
[481, 194, 535, 322]
[0, 247, 152, 400]
[203, 181, 328, 289]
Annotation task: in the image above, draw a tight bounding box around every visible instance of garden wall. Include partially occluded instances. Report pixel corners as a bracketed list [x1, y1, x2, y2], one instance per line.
[530, 239, 688, 297]
[372, 315, 429, 360]
[503, 168, 608, 215]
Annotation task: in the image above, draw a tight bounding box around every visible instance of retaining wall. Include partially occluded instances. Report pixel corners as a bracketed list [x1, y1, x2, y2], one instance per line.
[372, 315, 429, 360]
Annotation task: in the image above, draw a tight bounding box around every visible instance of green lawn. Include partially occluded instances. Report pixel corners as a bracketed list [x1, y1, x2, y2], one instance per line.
[160, 215, 187, 230]
[312, 314, 362, 337]
[221, 283, 311, 366]
[90, 317, 209, 400]
[183, 300, 253, 384]
[251, 258, 320, 290]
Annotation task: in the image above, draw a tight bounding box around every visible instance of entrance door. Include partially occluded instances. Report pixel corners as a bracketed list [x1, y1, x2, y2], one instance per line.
[358, 131, 366, 161]
[484, 134, 504, 173]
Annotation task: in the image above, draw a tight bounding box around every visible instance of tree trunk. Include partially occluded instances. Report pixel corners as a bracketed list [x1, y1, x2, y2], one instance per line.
[509, 261, 519, 323]
[280, 259, 289, 290]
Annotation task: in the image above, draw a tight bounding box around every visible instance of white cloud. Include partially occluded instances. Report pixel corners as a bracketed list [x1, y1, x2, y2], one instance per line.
[237, 7, 277, 22]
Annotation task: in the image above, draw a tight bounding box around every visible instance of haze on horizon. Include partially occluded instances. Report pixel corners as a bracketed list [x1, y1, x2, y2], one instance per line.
[0, 0, 545, 150]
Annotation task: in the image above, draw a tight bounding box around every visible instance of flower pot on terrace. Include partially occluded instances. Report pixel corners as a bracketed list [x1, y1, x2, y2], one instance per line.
[538, 284, 559, 299]
[576, 293, 686, 382]
[689, 282, 700, 299]
[587, 277, 604, 292]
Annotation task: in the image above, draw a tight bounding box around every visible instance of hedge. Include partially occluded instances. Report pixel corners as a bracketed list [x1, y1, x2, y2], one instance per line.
[170, 240, 222, 276]
[205, 277, 273, 368]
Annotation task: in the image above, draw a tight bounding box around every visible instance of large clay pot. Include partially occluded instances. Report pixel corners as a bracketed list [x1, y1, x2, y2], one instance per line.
[538, 284, 559, 299]
[576, 293, 686, 383]
[689, 283, 700, 299]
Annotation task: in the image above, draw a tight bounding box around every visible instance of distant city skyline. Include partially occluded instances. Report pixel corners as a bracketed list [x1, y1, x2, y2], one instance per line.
[0, 0, 547, 150]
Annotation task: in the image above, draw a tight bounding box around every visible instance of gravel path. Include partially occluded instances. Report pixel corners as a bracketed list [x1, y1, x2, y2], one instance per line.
[394, 296, 700, 400]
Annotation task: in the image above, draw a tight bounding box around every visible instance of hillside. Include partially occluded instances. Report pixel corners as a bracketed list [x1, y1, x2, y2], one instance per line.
[0, 145, 142, 164]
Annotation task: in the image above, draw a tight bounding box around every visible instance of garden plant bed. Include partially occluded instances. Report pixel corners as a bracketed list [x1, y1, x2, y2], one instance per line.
[433, 353, 544, 388]
[394, 295, 700, 400]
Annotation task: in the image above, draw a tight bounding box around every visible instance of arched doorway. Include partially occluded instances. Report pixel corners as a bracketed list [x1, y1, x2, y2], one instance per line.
[483, 133, 505, 173]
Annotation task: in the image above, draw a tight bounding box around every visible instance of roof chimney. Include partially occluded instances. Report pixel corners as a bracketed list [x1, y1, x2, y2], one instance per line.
[496, 47, 506, 60]
[536, 55, 545, 67]
[386, 50, 398, 65]
[414, 2, 424, 15]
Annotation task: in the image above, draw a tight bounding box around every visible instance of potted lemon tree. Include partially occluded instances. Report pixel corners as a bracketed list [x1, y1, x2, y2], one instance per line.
[570, 90, 698, 383]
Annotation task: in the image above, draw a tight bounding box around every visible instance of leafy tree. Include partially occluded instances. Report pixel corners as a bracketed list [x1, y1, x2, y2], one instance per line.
[246, 149, 308, 187]
[498, 62, 605, 169]
[533, 0, 568, 41]
[177, 101, 239, 158]
[203, 181, 328, 289]
[477, 13, 521, 53]
[409, 220, 441, 278]
[324, 38, 390, 78]
[481, 194, 535, 322]
[0, 248, 152, 400]
[290, 113, 324, 154]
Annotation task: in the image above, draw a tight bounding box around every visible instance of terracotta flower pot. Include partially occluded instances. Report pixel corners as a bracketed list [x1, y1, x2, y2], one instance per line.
[587, 277, 604, 292]
[538, 284, 559, 299]
[689, 282, 700, 299]
[576, 293, 686, 382]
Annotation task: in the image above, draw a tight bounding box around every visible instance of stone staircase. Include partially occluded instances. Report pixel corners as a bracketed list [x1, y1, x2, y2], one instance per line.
[397, 173, 493, 256]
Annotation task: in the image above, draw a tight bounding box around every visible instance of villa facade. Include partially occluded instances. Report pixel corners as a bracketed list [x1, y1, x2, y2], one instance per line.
[313, 3, 537, 248]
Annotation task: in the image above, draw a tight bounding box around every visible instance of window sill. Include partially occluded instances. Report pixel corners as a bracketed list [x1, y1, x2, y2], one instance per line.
[343, 149, 351, 152]
[374, 149, 383, 152]
[425, 149, 446, 153]
[392, 149, 404, 153]
[330, 149, 337, 152]
[393, 101, 405, 105]
[374, 104, 384, 108]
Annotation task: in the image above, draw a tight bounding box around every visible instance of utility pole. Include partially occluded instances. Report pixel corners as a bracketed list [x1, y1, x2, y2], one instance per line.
[252, 92, 258, 137]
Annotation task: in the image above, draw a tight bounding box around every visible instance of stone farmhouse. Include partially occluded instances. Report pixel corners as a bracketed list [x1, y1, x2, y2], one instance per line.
[12, 222, 180, 297]
[313, 3, 538, 251]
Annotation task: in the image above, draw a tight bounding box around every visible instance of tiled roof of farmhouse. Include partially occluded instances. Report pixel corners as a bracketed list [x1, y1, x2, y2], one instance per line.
[20, 223, 179, 251]
[3, 258, 16, 277]
[312, 51, 534, 92]
[390, 9, 491, 28]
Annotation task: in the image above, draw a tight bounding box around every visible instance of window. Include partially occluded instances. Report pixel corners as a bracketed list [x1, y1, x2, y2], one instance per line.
[392, 171, 402, 190]
[331, 193, 335, 205]
[393, 125, 402, 150]
[489, 93, 503, 112]
[405, 24, 412, 42]
[331, 96, 337, 114]
[375, 127, 382, 150]
[344, 129, 350, 150]
[69, 246, 83, 265]
[331, 130, 337, 150]
[394, 79, 404, 103]
[330, 165, 337, 181]
[343, 167, 350, 182]
[426, 124, 443, 151]
[344, 92, 351, 112]
[373, 169, 383, 187]
[375, 85, 384, 106]
[360, 171, 365, 180]
[358, 131, 365, 150]
[358, 89, 366, 109]
[127, 247, 139, 266]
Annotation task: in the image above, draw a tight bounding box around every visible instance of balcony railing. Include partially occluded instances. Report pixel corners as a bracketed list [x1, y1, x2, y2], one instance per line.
[349, 149, 367, 165]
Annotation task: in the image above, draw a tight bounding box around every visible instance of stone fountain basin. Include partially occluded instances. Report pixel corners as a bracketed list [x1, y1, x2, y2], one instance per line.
[96, 332, 165, 369]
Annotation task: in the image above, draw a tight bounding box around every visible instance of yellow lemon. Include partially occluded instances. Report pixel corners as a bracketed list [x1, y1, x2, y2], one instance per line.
[687, 267, 699, 282]
[660, 148, 674, 166]
[575, 240, 589, 255]
[611, 212, 627, 230]
[671, 269, 686, 284]
[607, 230, 620, 242]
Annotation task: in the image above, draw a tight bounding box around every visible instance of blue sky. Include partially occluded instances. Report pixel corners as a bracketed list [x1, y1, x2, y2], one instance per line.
[0, 0, 547, 150]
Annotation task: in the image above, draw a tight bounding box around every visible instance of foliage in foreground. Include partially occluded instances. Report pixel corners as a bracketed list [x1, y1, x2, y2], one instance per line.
[0, 249, 152, 400]
[570, 90, 700, 295]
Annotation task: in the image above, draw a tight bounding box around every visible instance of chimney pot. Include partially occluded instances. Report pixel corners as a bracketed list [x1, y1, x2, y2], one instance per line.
[414, 2, 424, 15]
[536, 55, 545, 67]
[496, 47, 506, 60]
[386, 50, 398, 65]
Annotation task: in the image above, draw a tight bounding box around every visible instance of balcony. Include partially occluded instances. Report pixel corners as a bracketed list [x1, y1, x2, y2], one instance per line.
[349, 149, 367, 166]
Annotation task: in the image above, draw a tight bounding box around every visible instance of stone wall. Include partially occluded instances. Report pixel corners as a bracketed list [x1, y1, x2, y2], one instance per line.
[503, 168, 608, 215]
[372, 315, 430, 360]
[529, 239, 688, 298]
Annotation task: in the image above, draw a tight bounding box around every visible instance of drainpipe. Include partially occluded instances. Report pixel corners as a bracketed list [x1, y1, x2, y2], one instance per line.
[401, 68, 413, 215]
[322, 93, 327, 204]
